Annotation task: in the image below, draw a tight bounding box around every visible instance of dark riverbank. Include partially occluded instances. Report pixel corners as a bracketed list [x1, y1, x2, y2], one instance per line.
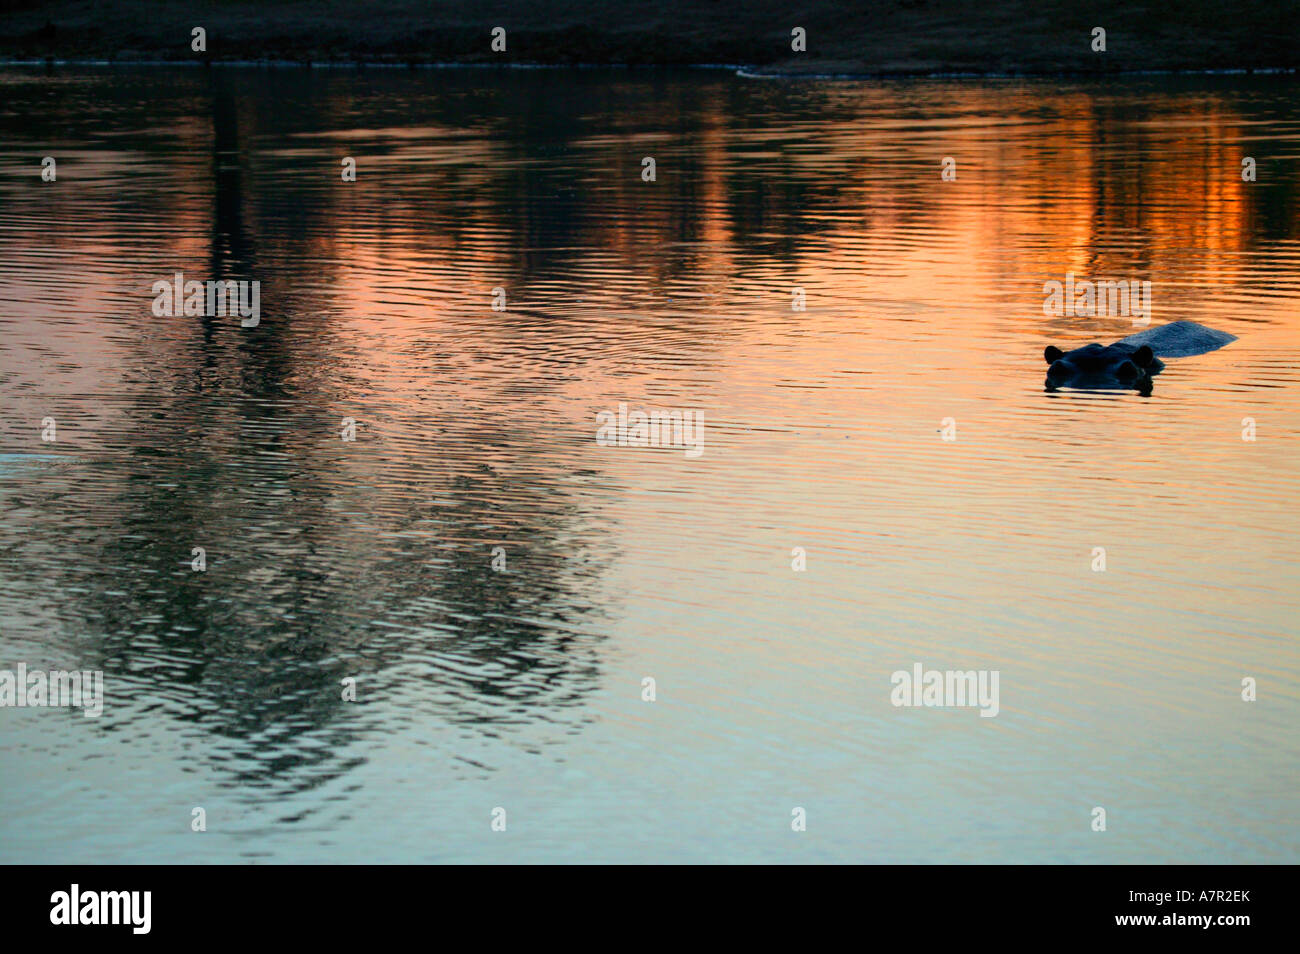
[2, 1, 1298, 75]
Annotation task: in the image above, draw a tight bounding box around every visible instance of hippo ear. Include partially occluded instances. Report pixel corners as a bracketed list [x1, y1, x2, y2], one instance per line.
[1044, 345, 1064, 364]
[1116, 360, 1140, 381]
[1133, 345, 1155, 368]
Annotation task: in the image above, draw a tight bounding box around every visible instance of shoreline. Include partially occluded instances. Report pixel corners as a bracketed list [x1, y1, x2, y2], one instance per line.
[4, 2, 1297, 78]
[2, 58, 1297, 81]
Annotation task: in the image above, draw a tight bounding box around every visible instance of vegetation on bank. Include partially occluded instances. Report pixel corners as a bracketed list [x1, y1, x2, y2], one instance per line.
[1, 1, 1297, 74]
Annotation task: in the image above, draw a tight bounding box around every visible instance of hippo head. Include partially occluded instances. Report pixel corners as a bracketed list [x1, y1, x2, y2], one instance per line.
[1044, 342, 1160, 395]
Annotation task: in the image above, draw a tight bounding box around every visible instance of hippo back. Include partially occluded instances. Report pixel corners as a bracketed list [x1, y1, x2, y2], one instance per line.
[1119, 320, 1236, 358]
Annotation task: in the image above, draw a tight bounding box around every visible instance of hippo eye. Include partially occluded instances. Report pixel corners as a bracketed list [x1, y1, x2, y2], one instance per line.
[1116, 360, 1140, 381]
[1047, 360, 1069, 380]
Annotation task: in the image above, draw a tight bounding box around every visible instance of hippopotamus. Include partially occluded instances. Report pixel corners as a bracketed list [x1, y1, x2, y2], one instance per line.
[1044, 321, 1236, 395]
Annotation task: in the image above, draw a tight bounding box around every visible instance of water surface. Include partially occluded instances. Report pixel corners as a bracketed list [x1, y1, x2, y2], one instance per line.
[1, 67, 1297, 863]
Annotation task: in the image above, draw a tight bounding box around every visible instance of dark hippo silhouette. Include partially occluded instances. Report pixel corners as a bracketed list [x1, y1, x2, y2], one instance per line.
[1044, 321, 1236, 395]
